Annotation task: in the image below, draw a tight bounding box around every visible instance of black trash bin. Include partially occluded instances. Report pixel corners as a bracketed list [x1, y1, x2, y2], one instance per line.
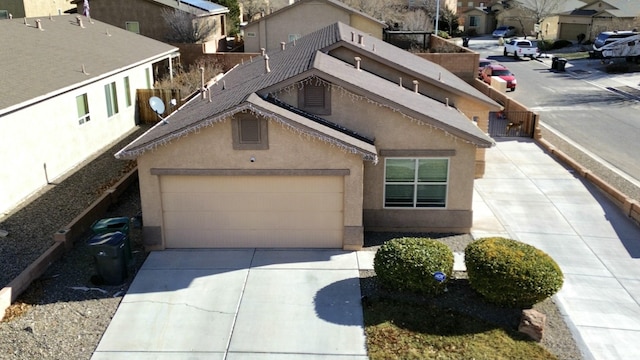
[557, 58, 568, 72]
[91, 217, 133, 267]
[551, 56, 559, 70]
[88, 232, 127, 285]
[462, 37, 470, 47]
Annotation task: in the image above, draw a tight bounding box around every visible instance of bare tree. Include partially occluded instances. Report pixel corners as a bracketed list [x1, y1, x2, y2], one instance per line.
[506, 0, 568, 38]
[162, 8, 218, 43]
[239, 0, 269, 22]
[340, 0, 405, 24]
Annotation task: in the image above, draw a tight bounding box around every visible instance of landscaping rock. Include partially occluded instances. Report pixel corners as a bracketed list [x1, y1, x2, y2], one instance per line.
[519, 308, 546, 342]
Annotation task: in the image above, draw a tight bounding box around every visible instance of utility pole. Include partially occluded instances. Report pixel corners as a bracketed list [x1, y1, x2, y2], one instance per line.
[435, 0, 440, 35]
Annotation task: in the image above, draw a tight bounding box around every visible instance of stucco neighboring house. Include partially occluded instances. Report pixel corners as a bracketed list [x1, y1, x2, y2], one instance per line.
[116, 22, 501, 251]
[540, 0, 640, 41]
[0, 0, 75, 18]
[461, 6, 494, 35]
[491, 0, 586, 38]
[0, 15, 178, 218]
[73, 0, 229, 53]
[241, 0, 387, 53]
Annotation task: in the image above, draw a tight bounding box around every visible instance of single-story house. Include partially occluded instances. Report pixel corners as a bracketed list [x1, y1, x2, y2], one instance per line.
[116, 22, 501, 251]
[0, 15, 178, 218]
[241, 0, 387, 53]
[73, 0, 229, 53]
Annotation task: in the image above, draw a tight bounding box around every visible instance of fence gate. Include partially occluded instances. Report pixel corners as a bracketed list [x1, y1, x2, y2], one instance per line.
[137, 89, 182, 124]
[488, 111, 537, 138]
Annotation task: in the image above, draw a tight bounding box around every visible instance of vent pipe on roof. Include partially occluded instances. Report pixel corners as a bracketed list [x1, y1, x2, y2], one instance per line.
[8, 13, 12, 19]
[354, 57, 361, 71]
[372, 44, 376, 52]
[264, 54, 271, 73]
[260, 48, 266, 56]
[399, 77, 402, 87]
[36, 19, 42, 30]
[222, 80, 226, 90]
[358, 34, 364, 46]
[200, 67, 206, 100]
[49, 14, 52, 20]
[446, 98, 449, 107]
[76, 16, 84, 28]
[413, 80, 419, 93]
[106, 29, 111, 36]
[293, 38, 296, 46]
[82, 64, 89, 75]
[439, 72, 442, 81]
[351, 32, 355, 42]
[281, 42, 285, 50]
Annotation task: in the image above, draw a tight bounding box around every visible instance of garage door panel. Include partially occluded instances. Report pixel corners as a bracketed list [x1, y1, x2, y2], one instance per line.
[164, 228, 343, 248]
[161, 175, 345, 248]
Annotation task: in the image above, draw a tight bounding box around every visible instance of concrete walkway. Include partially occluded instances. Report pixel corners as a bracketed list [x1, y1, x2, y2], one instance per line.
[472, 138, 640, 360]
[92, 249, 368, 359]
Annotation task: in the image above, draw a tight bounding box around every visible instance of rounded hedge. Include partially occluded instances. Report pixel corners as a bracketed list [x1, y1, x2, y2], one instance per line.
[464, 237, 564, 307]
[373, 237, 454, 295]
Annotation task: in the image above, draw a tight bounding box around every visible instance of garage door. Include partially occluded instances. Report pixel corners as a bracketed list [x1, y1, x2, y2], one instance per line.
[160, 175, 344, 248]
[559, 23, 588, 42]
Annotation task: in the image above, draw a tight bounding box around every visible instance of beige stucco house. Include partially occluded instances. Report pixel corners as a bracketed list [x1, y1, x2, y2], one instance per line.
[241, 0, 387, 53]
[0, 0, 75, 18]
[0, 15, 178, 218]
[73, 0, 229, 53]
[116, 22, 501, 251]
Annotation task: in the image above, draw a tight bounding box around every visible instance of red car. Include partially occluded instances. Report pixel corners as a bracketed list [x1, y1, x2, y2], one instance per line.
[480, 64, 517, 91]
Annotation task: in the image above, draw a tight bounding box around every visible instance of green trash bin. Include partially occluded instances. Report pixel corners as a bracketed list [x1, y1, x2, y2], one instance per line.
[91, 217, 133, 267]
[88, 232, 127, 285]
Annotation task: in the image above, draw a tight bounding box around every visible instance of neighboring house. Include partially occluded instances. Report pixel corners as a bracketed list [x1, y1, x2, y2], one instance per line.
[461, 6, 494, 35]
[241, 0, 387, 53]
[73, 0, 229, 53]
[457, 0, 489, 14]
[0, 15, 178, 218]
[540, 0, 640, 42]
[116, 22, 501, 251]
[0, 0, 75, 18]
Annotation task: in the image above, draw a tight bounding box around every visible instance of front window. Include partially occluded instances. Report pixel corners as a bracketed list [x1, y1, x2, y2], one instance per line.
[104, 82, 119, 117]
[469, 16, 479, 27]
[124, 76, 132, 107]
[76, 94, 90, 125]
[384, 158, 448, 208]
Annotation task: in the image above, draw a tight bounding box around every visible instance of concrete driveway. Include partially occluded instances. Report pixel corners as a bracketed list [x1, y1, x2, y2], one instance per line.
[92, 249, 370, 359]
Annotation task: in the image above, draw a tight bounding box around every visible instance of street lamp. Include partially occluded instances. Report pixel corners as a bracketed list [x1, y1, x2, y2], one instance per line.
[435, 0, 440, 36]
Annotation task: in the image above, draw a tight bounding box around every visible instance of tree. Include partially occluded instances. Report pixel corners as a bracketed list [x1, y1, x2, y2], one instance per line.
[216, 0, 241, 35]
[507, 0, 569, 38]
[161, 8, 218, 43]
[239, 0, 269, 22]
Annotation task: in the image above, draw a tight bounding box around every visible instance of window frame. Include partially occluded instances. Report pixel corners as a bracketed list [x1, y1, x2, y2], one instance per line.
[104, 81, 119, 117]
[383, 157, 449, 209]
[123, 76, 132, 107]
[125, 21, 140, 34]
[76, 93, 90, 125]
[469, 16, 479, 27]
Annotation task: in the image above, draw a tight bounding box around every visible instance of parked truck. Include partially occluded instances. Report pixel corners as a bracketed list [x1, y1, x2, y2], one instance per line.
[592, 31, 640, 62]
[503, 39, 539, 59]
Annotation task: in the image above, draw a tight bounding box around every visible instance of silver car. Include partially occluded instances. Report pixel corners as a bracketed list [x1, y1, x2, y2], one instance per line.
[492, 26, 516, 38]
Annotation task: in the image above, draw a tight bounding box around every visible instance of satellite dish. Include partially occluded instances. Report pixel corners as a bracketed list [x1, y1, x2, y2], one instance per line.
[149, 96, 165, 115]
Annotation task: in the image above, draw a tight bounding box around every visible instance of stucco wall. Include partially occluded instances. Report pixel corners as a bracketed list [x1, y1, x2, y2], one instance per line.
[0, 0, 74, 18]
[0, 66, 148, 216]
[274, 83, 479, 233]
[137, 115, 365, 249]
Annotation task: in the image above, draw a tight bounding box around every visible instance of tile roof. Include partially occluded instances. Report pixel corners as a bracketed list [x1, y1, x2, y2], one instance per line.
[116, 22, 495, 159]
[0, 14, 178, 115]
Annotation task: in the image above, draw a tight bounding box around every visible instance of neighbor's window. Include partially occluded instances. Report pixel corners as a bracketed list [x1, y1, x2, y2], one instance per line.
[298, 80, 331, 115]
[123, 76, 132, 107]
[469, 16, 479, 27]
[288, 34, 301, 42]
[104, 82, 119, 117]
[384, 158, 449, 208]
[0, 10, 9, 19]
[145, 68, 152, 88]
[467, 1, 474, 6]
[76, 93, 90, 125]
[125, 21, 140, 34]
[232, 114, 268, 150]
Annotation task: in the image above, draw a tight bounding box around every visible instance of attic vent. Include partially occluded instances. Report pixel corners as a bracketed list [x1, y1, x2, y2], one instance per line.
[413, 80, 419, 93]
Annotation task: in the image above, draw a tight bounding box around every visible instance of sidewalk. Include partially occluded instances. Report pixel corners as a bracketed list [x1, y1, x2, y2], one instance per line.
[472, 138, 640, 360]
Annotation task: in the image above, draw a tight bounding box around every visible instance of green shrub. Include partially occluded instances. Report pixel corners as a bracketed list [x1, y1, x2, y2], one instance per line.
[464, 237, 563, 307]
[551, 39, 573, 50]
[373, 237, 453, 295]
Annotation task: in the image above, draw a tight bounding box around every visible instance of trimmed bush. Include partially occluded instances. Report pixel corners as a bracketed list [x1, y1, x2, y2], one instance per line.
[373, 237, 454, 295]
[551, 39, 573, 50]
[464, 237, 563, 307]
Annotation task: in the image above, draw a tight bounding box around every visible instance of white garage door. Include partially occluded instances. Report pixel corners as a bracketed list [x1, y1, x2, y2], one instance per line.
[160, 175, 344, 248]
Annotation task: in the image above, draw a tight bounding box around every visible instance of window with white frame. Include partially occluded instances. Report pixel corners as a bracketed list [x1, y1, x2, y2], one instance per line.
[104, 82, 119, 117]
[125, 21, 140, 34]
[124, 76, 132, 107]
[145, 68, 152, 88]
[76, 93, 90, 125]
[469, 16, 479, 27]
[384, 158, 449, 208]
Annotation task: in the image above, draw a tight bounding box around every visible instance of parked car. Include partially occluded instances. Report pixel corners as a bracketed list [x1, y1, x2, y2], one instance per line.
[492, 26, 517, 38]
[478, 58, 495, 78]
[480, 64, 517, 91]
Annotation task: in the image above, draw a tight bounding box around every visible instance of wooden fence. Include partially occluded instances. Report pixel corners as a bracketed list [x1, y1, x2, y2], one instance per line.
[137, 89, 183, 125]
